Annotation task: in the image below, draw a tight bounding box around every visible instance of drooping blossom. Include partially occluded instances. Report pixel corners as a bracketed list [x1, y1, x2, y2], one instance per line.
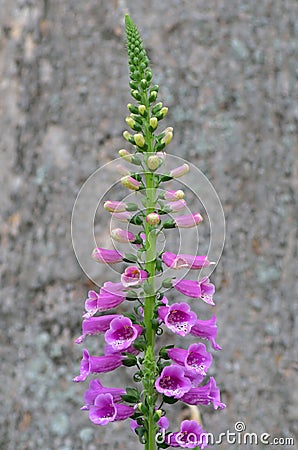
[168, 343, 212, 377]
[83, 283, 126, 317]
[92, 248, 123, 264]
[75, 315, 120, 343]
[165, 420, 208, 449]
[110, 228, 136, 243]
[121, 266, 148, 287]
[88, 393, 134, 425]
[105, 316, 142, 351]
[73, 349, 122, 382]
[174, 213, 203, 228]
[173, 278, 215, 305]
[83, 379, 125, 408]
[190, 315, 222, 350]
[162, 251, 210, 269]
[158, 302, 197, 336]
[181, 377, 226, 410]
[155, 365, 191, 398]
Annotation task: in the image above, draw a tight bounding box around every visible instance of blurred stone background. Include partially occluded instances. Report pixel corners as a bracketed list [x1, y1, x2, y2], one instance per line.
[0, 0, 297, 449]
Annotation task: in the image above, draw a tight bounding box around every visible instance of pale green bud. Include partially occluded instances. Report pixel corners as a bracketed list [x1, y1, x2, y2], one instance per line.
[149, 117, 158, 130]
[149, 90, 158, 102]
[156, 107, 168, 120]
[119, 149, 133, 162]
[138, 105, 146, 115]
[147, 155, 160, 171]
[123, 130, 131, 141]
[134, 133, 145, 148]
[161, 131, 173, 146]
[127, 103, 139, 114]
[125, 117, 135, 129]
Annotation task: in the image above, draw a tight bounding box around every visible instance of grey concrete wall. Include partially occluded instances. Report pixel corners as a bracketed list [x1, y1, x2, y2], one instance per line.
[0, 1, 297, 449]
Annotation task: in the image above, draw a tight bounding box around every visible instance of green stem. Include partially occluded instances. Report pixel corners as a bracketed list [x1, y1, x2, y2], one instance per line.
[143, 95, 156, 450]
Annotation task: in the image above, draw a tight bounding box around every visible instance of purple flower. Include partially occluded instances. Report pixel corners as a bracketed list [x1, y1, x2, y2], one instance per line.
[166, 420, 208, 449]
[165, 199, 186, 212]
[92, 247, 123, 264]
[121, 266, 148, 288]
[158, 302, 197, 336]
[155, 365, 191, 398]
[163, 189, 185, 201]
[105, 316, 142, 351]
[173, 278, 215, 305]
[73, 349, 122, 382]
[169, 163, 190, 178]
[168, 343, 212, 377]
[190, 315, 222, 350]
[181, 377, 226, 410]
[110, 228, 136, 243]
[88, 393, 134, 425]
[112, 211, 133, 222]
[75, 314, 120, 343]
[83, 379, 125, 408]
[199, 277, 215, 305]
[83, 283, 126, 317]
[174, 213, 203, 228]
[162, 251, 210, 269]
[121, 175, 141, 190]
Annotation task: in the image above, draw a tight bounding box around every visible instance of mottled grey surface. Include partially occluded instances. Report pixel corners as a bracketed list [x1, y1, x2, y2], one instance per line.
[0, 0, 297, 449]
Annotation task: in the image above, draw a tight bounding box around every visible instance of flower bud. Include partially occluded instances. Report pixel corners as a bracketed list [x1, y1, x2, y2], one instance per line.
[156, 107, 168, 119]
[131, 90, 141, 101]
[119, 149, 133, 162]
[104, 201, 127, 213]
[146, 212, 160, 225]
[123, 130, 131, 141]
[147, 155, 160, 171]
[152, 102, 163, 114]
[140, 78, 148, 90]
[138, 105, 146, 115]
[127, 103, 139, 114]
[149, 90, 158, 102]
[169, 163, 189, 178]
[121, 175, 141, 190]
[161, 131, 173, 146]
[149, 117, 158, 130]
[125, 117, 135, 128]
[134, 133, 145, 148]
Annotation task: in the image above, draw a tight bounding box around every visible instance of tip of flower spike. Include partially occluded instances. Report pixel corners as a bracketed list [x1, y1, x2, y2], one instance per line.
[125, 14, 133, 27]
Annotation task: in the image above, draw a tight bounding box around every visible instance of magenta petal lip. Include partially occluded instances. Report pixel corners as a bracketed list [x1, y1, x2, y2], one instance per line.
[155, 365, 192, 398]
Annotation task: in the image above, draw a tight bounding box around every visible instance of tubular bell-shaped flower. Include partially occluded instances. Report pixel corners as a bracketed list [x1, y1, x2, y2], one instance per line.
[158, 302, 197, 336]
[155, 365, 191, 398]
[181, 377, 226, 410]
[88, 393, 134, 425]
[165, 420, 208, 449]
[105, 316, 142, 351]
[162, 251, 210, 269]
[174, 213, 203, 228]
[73, 349, 123, 382]
[83, 379, 126, 408]
[92, 247, 123, 264]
